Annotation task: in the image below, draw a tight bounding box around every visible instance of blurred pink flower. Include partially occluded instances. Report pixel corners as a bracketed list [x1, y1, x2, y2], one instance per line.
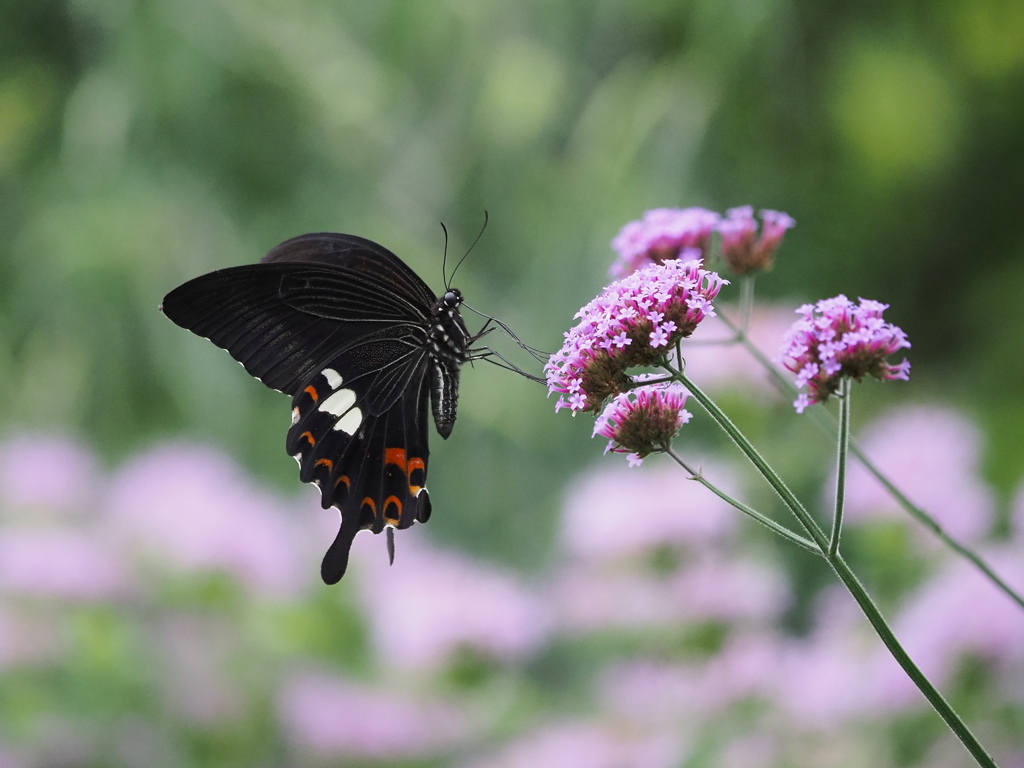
[351, 536, 549, 672]
[668, 553, 790, 624]
[717, 206, 796, 275]
[0, 529, 129, 601]
[277, 671, 467, 759]
[552, 553, 788, 634]
[599, 635, 786, 730]
[869, 547, 1024, 711]
[840, 405, 995, 543]
[0, 743, 29, 768]
[104, 443, 313, 598]
[719, 733, 780, 768]
[553, 567, 677, 633]
[559, 461, 738, 563]
[598, 622, 879, 736]
[610, 206, 720, 277]
[461, 720, 686, 768]
[0, 434, 96, 517]
[155, 613, 246, 726]
[701, 632, 784, 706]
[598, 660, 706, 726]
[775, 634, 875, 728]
[770, 588, 878, 727]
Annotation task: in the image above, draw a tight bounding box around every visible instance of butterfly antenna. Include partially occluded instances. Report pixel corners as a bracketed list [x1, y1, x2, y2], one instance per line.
[440, 221, 451, 291]
[447, 210, 489, 288]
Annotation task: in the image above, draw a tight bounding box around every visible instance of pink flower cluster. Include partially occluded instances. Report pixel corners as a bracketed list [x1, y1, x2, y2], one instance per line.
[610, 207, 721, 277]
[717, 206, 797, 275]
[779, 295, 911, 413]
[609, 206, 796, 278]
[546, 259, 727, 414]
[593, 381, 692, 465]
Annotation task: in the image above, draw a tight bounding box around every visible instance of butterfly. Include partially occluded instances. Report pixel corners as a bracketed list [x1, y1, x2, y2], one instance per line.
[161, 232, 488, 584]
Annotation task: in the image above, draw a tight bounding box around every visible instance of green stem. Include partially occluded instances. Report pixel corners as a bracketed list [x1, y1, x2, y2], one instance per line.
[664, 447, 820, 555]
[828, 553, 998, 768]
[669, 367, 997, 768]
[737, 274, 755, 333]
[715, 310, 1024, 613]
[668, 363, 827, 547]
[830, 379, 851, 557]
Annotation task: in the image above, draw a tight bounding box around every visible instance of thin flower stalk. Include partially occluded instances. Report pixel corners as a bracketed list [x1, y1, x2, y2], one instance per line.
[668, 365, 997, 768]
[830, 379, 851, 557]
[664, 447, 819, 554]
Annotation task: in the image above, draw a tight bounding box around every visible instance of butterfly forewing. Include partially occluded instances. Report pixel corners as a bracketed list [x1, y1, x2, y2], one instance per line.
[263, 232, 436, 313]
[161, 233, 468, 583]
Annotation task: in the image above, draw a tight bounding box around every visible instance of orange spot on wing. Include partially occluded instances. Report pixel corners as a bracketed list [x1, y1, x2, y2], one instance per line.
[301, 431, 316, 445]
[304, 385, 319, 402]
[383, 495, 402, 524]
[336, 475, 351, 489]
[385, 448, 407, 471]
[314, 458, 333, 470]
[407, 457, 426, 494]
[361, 497, 377, 515]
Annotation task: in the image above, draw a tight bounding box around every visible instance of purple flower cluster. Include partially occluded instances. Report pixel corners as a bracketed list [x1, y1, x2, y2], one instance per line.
[718, 206, 797, 275]
[593, 382, 692, 465]
[610, 206, 796, 278]
[779, 295, 911, 413]
[610, 207, 721, 277]
[546, 259, 727, 415]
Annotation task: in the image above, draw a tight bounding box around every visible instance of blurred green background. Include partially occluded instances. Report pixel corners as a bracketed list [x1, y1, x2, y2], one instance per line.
[1, 0, 1024, 764]
[4, 0, 1023, 563]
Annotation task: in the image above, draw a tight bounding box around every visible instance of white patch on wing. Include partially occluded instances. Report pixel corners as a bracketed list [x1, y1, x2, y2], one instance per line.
[320, 388, 356, 417]
[335, 406, 363, 435]
[320, 388, 363, 435]
[291, 407, 300, 425]
[322, 368, 343, 390]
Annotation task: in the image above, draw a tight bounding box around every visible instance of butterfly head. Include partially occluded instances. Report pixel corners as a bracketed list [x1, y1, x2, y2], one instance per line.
[442, 288, 463, 310]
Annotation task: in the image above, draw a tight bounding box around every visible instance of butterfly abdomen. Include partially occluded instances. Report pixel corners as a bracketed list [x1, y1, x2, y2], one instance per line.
[427, 289, 471, 439]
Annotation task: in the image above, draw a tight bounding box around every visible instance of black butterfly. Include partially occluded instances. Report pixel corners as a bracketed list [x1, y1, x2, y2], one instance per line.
[161, 232, 484, 584]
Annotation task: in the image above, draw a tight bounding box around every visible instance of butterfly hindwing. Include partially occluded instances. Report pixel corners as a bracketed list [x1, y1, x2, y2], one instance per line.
[290, 362, 434, 583]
